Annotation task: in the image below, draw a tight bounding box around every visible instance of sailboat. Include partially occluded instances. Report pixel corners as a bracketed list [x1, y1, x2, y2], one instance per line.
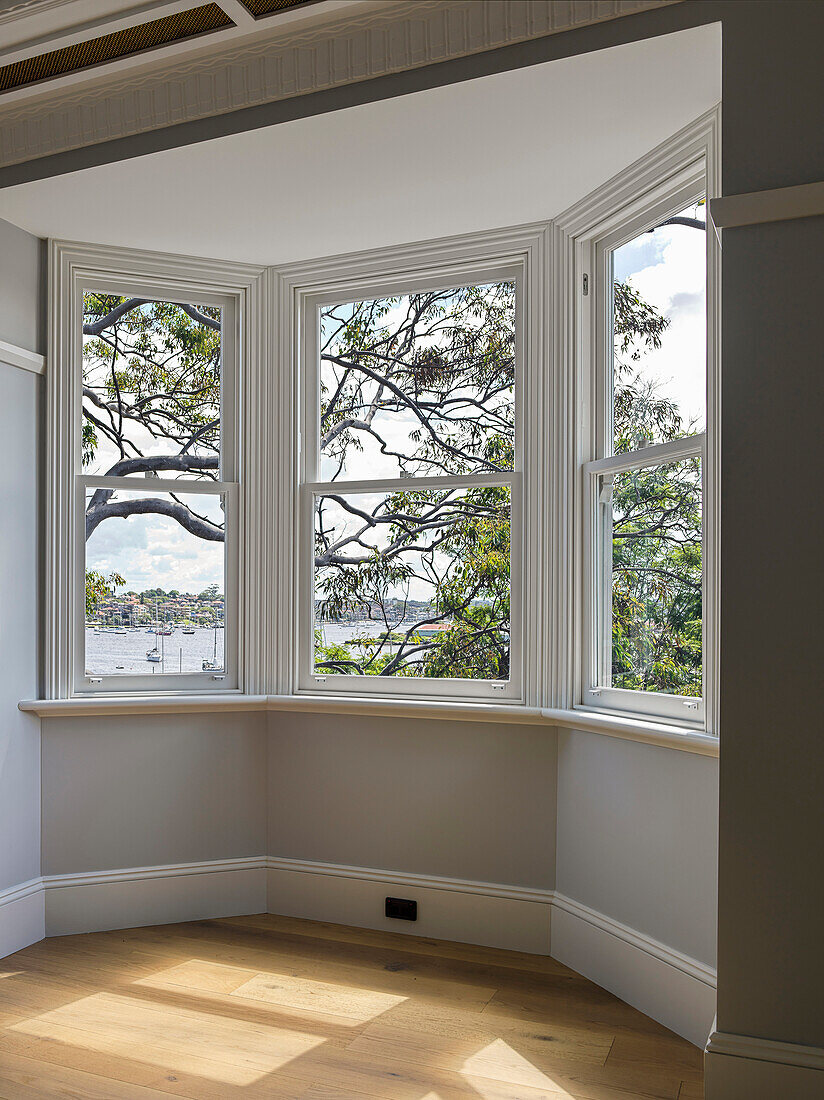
[146, 597, 164, 663]
[202, 623, 221, 671]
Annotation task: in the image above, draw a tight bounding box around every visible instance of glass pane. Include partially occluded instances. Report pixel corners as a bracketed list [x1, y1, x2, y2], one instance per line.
[319, 282, 515, 481]
[313, 485, 511, 680]
[84, 488, 225, 677]
[82, 293, 222, 478]
[608, 457, 702, 696]
[611, 202, 706, 453]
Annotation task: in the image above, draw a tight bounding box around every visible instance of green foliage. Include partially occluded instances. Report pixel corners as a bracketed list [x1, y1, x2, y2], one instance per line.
[82, 293, 221, 472]
[85, 570, 125, 615]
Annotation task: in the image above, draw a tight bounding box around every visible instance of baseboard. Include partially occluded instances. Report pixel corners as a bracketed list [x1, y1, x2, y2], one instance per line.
[266, 856, 553, 954]
[0, 878, 45, 959]
[705, 1030, 824, 1099]
[42, 857, 267, 937]
[550, 891, 716, 1047]
[19, 853, 717, 1057]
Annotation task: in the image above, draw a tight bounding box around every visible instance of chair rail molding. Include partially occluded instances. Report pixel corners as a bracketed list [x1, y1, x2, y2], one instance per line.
[0, 336, 45, 374]
[0, 1, 678, 175]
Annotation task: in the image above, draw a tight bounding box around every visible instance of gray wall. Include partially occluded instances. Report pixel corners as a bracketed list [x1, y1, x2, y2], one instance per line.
[717, 1, 824, 1049]
[41, 713, 267, 875]
[0, 216, 45, 354]
[268, 713, 556, 889]
[0, 216, 43, 893]
[556, 731, 718, 967]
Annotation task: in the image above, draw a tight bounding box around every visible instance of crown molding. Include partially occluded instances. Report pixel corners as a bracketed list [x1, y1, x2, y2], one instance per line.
[0, 1, 678, 172]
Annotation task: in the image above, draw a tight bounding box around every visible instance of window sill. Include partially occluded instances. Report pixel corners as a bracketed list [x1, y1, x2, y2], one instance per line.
[542, 707, 718, 756]
[18, 694, 270, 717]
[19, 695, 718, 754]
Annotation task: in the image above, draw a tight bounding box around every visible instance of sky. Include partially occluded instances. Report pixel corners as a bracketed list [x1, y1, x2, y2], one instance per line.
[612, 201, 707, 434]
[86, 492, 225, 595]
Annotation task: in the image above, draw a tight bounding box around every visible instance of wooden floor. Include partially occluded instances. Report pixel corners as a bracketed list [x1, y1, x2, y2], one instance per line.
[0, 914, 703, 1099]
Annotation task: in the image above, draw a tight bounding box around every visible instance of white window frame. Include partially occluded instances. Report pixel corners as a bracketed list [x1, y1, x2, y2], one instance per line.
[276, 227, 550, 705]
[43, 111, 718, 741]
[46, 242, 266, 699]
[556, 108, 720, 733]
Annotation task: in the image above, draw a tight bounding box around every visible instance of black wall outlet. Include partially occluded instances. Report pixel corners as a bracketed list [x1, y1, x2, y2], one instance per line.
[385, 896, 417, 921]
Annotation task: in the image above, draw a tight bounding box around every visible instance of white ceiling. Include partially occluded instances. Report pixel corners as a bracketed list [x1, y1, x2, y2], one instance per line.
[0, 23, 720, 267]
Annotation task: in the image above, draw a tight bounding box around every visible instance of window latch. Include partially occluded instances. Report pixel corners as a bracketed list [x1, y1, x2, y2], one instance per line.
[683, 699, 699, 709]
[87, 676, 102, 684]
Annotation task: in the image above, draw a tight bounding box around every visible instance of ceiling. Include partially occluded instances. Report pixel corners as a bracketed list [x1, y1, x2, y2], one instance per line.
[0, 0, 333, 96]
[0, 23, 721, 266]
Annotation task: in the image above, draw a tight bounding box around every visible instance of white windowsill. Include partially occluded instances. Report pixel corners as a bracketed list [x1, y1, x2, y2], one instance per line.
[18, 695, 719, 755]
[542, 707, 718, 756]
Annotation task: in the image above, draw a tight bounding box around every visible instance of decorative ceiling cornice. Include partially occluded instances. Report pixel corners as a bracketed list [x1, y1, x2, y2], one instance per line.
[0, 0, 679, 171]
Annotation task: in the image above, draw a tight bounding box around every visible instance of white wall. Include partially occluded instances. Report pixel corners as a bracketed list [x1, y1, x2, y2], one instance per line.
[0, 216, 44, 956]
[556, 730, 718, 967]
[267, 711, 557, 886]
[40, 712, 268, 875]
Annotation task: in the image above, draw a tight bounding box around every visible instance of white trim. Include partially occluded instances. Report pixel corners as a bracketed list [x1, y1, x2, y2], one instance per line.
[584, 433, 704, 476]
[705, 1031, 824, 1099]
[43, 856, 267, 937]
[0, 877, 45, 959]
[266, 856, 551, 906]
[42, 854, 267, 889]
[19, 693, 268, 715]
[3, 856, 718, 1050]
[551, 890, 716, 1047]
[47, 240, 265, 700]
[0, 337, 45, 375]
[19, 694, 718, 755]
[706, 1030, 824, 1071]
[710, 180, 824, 230]
[543, 706, 718, 756]
[278, 223, 549, 705]
[266, 857, 551, 955]
[555, 107, 721, 734]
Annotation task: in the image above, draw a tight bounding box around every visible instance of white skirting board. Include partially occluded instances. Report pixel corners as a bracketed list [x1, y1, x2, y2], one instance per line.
[266, 857, 553, 955]
[705, 1030, 824, 1099]
[0, 878, 45, 958]
[42, 857, 267, 937]
[550, 893, 717, 1047]
[3, 855, 717, 1054]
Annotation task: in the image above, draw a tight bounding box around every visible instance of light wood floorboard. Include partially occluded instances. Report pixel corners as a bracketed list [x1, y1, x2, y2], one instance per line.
[0, 914, 703, 1099]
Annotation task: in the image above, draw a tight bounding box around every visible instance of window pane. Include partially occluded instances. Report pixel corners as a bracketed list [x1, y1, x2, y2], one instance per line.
[319, 282, 515, 481]
[313, 486, 511, 680]
[611, 202, 706, 453]
[84, 488, 225, 677]
[82, 294, 222, 478]
[607, 457, 702, 696]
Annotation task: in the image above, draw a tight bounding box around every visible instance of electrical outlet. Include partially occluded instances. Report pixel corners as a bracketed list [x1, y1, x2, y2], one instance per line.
[385, 896, 417, 921]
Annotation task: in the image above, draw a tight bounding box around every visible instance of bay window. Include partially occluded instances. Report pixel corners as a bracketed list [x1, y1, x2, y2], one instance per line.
[45, 111, 718, 736]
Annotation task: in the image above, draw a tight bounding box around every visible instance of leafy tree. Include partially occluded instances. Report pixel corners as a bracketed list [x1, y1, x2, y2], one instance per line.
[85, 570, 125, 616]
[82, 235, 702, 692]
[82, 294, 224, 541]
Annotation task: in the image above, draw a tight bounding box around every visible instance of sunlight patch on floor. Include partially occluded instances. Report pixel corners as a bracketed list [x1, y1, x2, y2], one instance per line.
[11, 991, 325, 1085]
[135, 957, 407, 1024]
[461, 1038, 575, 1095]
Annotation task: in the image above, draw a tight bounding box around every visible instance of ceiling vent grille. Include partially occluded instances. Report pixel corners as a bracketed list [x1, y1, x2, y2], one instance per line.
[0, 4, 233, 94]
[239, 0, 313, 17]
